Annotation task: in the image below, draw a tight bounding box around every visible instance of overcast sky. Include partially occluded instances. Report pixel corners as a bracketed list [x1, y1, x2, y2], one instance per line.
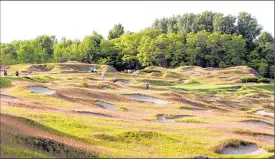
[1, 1, 274, 43]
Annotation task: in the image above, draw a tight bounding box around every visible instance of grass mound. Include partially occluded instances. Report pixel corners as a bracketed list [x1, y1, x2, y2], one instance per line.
[162, 72, 181, 78]
[143, 66, 167, 73]
[15, 135, 98, 158]
[28, 64, 55, 72]
[99, 65, 117, 73]
[95, 131, 177, 144]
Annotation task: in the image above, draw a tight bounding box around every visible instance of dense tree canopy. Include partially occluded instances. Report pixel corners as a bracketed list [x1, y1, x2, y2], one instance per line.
[1, 11, 274, 77]
[108, 23, 125, 40]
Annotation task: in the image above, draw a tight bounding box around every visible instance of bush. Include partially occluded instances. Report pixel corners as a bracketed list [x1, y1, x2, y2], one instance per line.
[258, 78, 271, 83]
[240, 77, 270, 83]
[142, 69, 161, 73]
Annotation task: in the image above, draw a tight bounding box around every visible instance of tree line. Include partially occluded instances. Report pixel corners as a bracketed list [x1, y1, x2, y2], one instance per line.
[1, 11, 274, 78]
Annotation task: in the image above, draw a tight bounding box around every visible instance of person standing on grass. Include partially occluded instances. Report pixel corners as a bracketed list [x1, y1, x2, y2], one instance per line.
[145, 81, 149, 90]
[101, 71, 105, 80]
[4, 69, 7, 76]
[15, 70, 19, 76]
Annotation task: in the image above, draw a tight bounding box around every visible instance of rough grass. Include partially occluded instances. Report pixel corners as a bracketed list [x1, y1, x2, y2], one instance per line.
[173, 83, 241, 91]
[0, 77, 11, 88]
[139, 79, 174, 86]
[248, 84, 274, 92]
[176, 117, 208, 123]
[15, 135, 98, 158]
[0, 123, 100, 158]
[233, 129, 274, 136]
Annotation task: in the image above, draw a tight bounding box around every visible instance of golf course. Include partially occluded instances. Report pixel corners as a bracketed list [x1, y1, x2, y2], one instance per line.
[0, 62, 274, 158]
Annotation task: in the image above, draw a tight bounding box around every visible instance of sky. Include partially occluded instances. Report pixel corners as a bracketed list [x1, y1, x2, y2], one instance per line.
[1, 1, 274, 43]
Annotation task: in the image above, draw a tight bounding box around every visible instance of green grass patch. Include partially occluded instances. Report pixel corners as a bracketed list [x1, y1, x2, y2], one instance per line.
[0, 77, 11, 88]
[176, 117, 208, 123]
[139, 79, 174, 86]
[248, 84, 274, 92]
[173, 83, 241, 91]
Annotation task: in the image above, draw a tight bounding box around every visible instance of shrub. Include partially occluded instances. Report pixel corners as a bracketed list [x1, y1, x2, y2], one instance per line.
[258, 78, 271, 83]
[142, 70, 161, 73]
[240, 77, 270, 83]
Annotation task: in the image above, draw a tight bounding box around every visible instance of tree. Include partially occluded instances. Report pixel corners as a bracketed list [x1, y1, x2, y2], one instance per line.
[35, 35, 56, 60]
[17, 41, 36, 63]
[0, 43, 18, 65]
[108, 23, 124, 40]
[213, 13, 236, 34]
[237, 12, 262, 52]
[248, 31, 274, 77]
[197, 11, 216, 32]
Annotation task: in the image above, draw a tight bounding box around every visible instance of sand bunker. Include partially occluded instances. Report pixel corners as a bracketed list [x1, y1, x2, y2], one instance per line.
[123, 94, 168, 104]
[221, 143, 268, 155]
[157, 114, 192, 122]
[73, 110, 109, 118]
[178, 79, 189, 84]
[27, 86, 55, 95]
[255, 110, 274, 117]
[113, 79, 131, 85]
[95, 101, 117, 110]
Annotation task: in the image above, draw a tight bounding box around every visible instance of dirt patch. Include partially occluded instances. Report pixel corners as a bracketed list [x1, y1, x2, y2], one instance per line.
[191, 156, 209, 159]
[204, 67, 221, 72]
[28, 65, 53, 72]
[182, 67, 195, 71]
[190, 71, 204, 76]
